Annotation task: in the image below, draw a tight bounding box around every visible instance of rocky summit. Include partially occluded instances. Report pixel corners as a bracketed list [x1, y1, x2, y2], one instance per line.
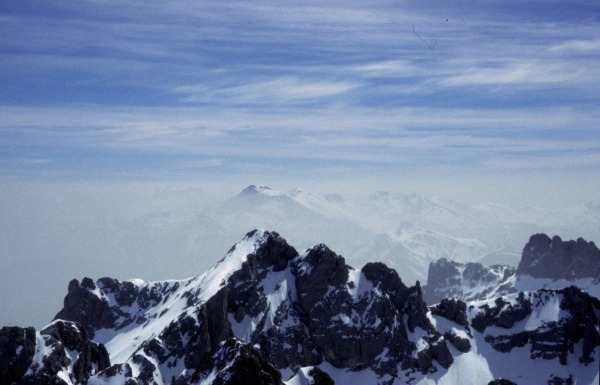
[518, 234, 600, 281]
[1, 230, 599, 385]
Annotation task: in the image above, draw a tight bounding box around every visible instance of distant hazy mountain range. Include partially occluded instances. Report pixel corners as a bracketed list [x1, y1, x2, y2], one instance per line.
[2, 184, 599, 329]
[190, 185, 600, 285]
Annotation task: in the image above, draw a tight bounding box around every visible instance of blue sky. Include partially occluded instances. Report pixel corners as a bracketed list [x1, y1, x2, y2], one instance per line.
[1, 0, 599, 202]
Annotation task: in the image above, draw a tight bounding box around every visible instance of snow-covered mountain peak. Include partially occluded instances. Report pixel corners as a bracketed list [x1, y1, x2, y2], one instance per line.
[195, 229, 272, 301]
[44, 231, 465, 383]
[217, 229, 271, 267]
[239, 184, 282, 197]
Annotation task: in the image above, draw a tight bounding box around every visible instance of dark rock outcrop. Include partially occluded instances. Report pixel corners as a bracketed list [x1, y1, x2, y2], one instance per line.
[173, 339, 283, 385]
[54, 279, 120, 339]
[40, 321, 110, 383]
[518, 234, 600, 280]
[306, 367, 335, 385]
[430, 298, 469, 329]
[0, 320, 109, 385]
[471, 292, 532, 333]
[0, 326, 36, 385]
[488, 380, 518, 385]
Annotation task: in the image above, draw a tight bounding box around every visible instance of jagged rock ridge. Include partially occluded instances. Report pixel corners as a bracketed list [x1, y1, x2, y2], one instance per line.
[1, 230, 599, 385]
[51, 230, 454, 384]
[423, 233, 600, 304]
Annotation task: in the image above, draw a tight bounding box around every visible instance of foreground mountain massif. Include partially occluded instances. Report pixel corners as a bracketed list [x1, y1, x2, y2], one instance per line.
[1, 230, 599, 385]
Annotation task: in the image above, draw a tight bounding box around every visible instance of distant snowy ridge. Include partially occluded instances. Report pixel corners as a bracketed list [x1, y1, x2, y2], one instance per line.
[5, 184, 599, 330]
[2, 230, 598, 385]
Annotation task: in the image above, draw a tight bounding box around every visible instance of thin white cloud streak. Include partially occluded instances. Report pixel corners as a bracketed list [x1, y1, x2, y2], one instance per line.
[301, 134, 600, 154]
[482, 153, 600, 171]
[352, 60, 421, 78]
[549, 39, 600, 53]
[174, 77, 358, 105]
[440, 60, 591, 87]
[2, 104, 598, 140]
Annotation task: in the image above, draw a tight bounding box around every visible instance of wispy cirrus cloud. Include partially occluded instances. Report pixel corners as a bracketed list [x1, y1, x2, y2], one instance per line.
[440, 61, 582, 87]
[173, 77, 359, 106]
[549, 38, 600, 53]
[0, 0, 599, 186]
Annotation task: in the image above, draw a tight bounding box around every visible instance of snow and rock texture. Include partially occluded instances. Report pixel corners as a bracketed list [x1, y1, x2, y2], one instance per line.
[469, 287, 600, 366]
[2, 230, 599, 385]
[50, 230, 457, 384]
[0, 320, 109, 385]
[423, 258, 517, 305]
[423, 234, 600, 304]
[460, 287, 600, 385]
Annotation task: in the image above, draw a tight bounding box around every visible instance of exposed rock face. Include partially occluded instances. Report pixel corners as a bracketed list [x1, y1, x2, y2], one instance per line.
[430, 298, 469, 328]
[423, 258, 516, 304]
[0, 326, 36, 385]
[174, 338, 283, 385]
[518, 234, 600, 280]
[471, 292, 533, 333]
[0, 320, 109, 385]
[41, 321, 110, 383]
[54, 278, 121, 338]
[424, 234, 600, 307]
[306, 367, 334, 385]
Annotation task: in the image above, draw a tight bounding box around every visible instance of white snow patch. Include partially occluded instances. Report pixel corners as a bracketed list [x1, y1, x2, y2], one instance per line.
[56, 369, 74, 385]
[346, 268, 373, 300]
[26, 332, 51, 375]
[195, 229, 267, 304]
[228, 313, 260, 342]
